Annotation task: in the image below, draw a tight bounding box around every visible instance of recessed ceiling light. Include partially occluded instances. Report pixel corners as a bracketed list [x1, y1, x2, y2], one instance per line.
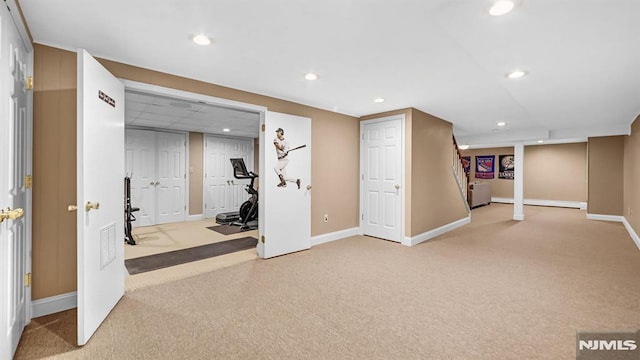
[223, 128, 230, 132]
[304, 73, 318, 81]
[374, 97, 385, 103]
[459, 145, 470, 150]
[537, 140, 544, 144]
[508, 70, 527, 79]
[193, 34, 211, 46]
[497, 122, 506, 127]
[489, 0, 515, 16]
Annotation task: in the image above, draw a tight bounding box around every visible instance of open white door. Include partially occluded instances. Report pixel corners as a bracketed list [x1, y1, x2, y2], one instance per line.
[1, 1, 32, 358]
[258, 112, 311, 258]
[77, 49, 125, 346]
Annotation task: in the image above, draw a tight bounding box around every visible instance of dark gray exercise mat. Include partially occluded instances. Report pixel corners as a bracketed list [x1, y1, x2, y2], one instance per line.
[125, 237, 258, 275]
[206, 224, 247, 235]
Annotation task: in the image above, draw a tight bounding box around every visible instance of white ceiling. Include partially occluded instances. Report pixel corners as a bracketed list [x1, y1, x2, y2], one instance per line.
[125, 90, 260, 138]
[19, 0, 640, 145]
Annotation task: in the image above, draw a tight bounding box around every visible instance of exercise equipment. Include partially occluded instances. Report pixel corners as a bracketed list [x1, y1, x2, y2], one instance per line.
[124, 176, 140, 245]
[229, 158, 258, 230]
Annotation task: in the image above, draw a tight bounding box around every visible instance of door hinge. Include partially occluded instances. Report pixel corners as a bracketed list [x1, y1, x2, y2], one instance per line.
[362, 133, 364, 140]
[24, 273, 31, 287]
[184, 173, 186, 179]
[184, 205, 187, 210]
[25, 174, 32, 189]
[361, 214, 364, 220]
[261, 235, 265, 243]
[26, 76, 33, 90]
[261, 124, 265, 132]
[361, 174, 364, 181]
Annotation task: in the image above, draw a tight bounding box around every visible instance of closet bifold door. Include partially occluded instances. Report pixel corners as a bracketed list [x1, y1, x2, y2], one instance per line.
[125, 129, 187, 226]
[204, 135, 254, 219]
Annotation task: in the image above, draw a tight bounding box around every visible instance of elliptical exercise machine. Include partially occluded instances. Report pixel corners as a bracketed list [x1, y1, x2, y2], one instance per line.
[229, 158, 258, 230]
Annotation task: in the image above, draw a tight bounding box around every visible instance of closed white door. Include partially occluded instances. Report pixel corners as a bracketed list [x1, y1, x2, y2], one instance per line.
[204, 136, 230, 218]
[156, 131, 186, 224]
[259, 112, 311, 258]
[77, 49, 125, 346]
[361, 117, 403, 242]
[1, 3, 31, 357]
[125, 129, 156, 226]
[204, 136, 254, 218]
[227, 138, 253, 211]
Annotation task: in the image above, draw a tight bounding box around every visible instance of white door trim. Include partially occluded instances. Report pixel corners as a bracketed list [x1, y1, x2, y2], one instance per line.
[359, 115, 406, 243]
[120, 80, 267, 114]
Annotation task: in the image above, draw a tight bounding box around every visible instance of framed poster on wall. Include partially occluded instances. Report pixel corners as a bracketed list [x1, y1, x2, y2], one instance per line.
[475, 155, 495, 179]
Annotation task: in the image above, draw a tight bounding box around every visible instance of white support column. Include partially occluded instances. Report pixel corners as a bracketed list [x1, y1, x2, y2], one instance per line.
[513, 143, 524, 220]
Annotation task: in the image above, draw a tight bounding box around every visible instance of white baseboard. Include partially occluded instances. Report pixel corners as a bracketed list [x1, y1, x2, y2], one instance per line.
[586, 214, 625, 222]
[311, 227, 361, 247]
[187, 214, 205, 221]
[622, 217, 640, 250]
[491, 197, 586, 210]
[32, 291, 77, 318]
[403, 216, 471, 247]
[491, 197, 514, 204]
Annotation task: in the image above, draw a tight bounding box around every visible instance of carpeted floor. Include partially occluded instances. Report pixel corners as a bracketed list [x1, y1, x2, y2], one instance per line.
[14, 204, 640, 359]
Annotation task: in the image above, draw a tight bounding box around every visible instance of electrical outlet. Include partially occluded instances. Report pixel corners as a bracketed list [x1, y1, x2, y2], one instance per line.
[323, 214, 329, 223]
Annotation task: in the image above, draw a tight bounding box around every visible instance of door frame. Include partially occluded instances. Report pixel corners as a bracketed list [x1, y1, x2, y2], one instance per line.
[359, 115, 406, 243]
[120, 80, 266, 220]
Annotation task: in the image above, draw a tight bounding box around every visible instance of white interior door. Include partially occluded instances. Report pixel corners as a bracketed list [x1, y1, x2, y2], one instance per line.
[227, 139, 253, 211]
[259, 112, 311, 258]
[1, 3, 31, 358]
[204, 136, 230, 218]
[77, 49, 125, 346]
[204, 136, 254, 218]
[156, 131, 186, 224]
[125, 129, 156, 226]
[361, 117, 403, 242]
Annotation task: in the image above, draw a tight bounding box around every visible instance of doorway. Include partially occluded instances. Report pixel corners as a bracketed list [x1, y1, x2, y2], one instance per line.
[121, 82, 263, 286]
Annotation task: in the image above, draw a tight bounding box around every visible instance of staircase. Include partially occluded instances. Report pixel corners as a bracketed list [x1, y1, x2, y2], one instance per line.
[452, 136, 471, 213]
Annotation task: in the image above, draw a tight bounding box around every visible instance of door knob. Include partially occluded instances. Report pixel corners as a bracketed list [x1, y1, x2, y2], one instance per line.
[68, 205, 78, 212]
[85, 202, 100, 212]
[150, 181, 155, 186]
[226, 180, 230, 185]
[0, 208, 24, 222]
[395, 184, 400, 190]
[306, 185, 312, 190]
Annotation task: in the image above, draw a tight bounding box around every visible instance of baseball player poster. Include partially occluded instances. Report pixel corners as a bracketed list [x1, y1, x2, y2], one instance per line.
[475, 155, 495, 179]
[259, 112, 312, 258]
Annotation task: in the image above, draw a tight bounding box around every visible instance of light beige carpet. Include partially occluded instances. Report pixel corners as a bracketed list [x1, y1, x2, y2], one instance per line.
[15, 204, 640, 359]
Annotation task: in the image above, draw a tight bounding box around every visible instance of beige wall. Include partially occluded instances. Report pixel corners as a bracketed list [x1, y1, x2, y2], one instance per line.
[32, 45, 78, 300]
[588, 136, 624, 215]
[461, 147, 515, 198]
[462, 143, 588, 202]
[409, 109, 468, 237]
[188, 132, 204, 215]
[524, 143, 587, 202]
[32, 44, 360, 299]
[624, 116, 640, 235]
